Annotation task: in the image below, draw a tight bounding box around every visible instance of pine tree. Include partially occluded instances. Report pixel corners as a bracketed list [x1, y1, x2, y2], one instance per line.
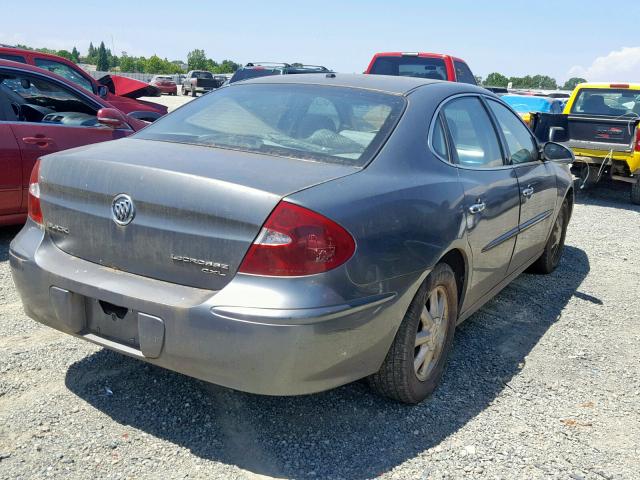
[71, 46, 80, 63]
[96, 42, 109, 71]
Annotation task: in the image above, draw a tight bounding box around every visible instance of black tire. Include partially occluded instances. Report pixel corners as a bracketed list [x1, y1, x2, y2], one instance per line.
[631, 179, 640, 205]
[191, 87, 197, 97]
[368, 263, 458, 404]
[577, 163, 597, 190]
[528, 200, 569, 274]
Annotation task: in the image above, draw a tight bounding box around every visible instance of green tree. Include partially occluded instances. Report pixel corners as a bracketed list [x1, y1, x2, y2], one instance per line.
[187, 49, 209, 70]
[55, 50, 73, 61]
[144, 55, 168, 73]
[71, 46, 80, 63]
[562, 77, 587, 90]
[474, 75, 483, 85]
[119, 54, 136, 72]
[484, 72, 509, 87]
[96, 41, 110, 71]
[88, 42, 96, 59]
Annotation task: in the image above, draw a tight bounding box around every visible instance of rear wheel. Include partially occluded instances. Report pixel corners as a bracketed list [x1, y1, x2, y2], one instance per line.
[528, 200, 569, 274]
[181, 85, 186, 96]
[368, 263, 458, 404]
[191, 87, 197, 97]
[631, 179, 640, 205]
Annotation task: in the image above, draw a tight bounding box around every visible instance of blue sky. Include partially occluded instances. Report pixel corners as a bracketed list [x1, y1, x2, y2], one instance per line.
[3, 0, 640, 82]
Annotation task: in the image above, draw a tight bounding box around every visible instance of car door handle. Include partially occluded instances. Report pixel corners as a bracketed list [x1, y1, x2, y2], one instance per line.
[468, 202, 486, 214]
[522, 186, 535, 198]
[22, 136, 54, 147]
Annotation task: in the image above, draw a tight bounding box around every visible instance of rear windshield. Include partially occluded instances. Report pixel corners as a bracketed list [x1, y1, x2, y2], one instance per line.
[192, 71, 213, 79]
[0, 53, 26, 63]
[369, 56, 447, 81]
[136, 84, 405, 166]
[571, 88, 640, 117]
[230, 68, 280, 83]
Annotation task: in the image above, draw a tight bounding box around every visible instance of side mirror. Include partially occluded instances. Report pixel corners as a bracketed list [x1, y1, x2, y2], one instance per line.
[543, 141, 574, 164]
[97, 108, 130, 130]
[549, 126, 565, 143]
[97, 85, 109, 98]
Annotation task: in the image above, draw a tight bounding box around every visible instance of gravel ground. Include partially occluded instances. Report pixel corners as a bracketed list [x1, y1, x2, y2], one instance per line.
[1, 182, 639, 480]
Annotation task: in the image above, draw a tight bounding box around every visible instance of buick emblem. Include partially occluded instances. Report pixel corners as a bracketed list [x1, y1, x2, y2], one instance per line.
[111, 194, 135, 226]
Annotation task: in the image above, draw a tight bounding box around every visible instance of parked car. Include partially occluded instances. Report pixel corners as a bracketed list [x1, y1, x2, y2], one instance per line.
[228, 63, 332, 83]
[0, 60, 147, 226]
[531, 82, 640, 203]
[150, 75, 177, 96]
[0, 46, 167, 122]
[365, 52, 477, 84]
[9, 74, 574, 404]
[181, 70, 226, 97]
[501, 94, 564, 125]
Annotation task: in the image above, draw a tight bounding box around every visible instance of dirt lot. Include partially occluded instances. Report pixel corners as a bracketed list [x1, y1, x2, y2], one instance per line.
[1, 183, 639, 480]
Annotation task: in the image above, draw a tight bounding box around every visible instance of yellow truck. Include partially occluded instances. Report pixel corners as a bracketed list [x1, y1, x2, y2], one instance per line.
[531, 82, 640, 204]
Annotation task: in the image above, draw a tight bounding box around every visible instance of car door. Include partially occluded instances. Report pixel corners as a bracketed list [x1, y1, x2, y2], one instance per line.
[485, 98, 557, 274]
[1, 68, 129, 214]
[0, 89, 22, 216]
[439, 95, 520, 308]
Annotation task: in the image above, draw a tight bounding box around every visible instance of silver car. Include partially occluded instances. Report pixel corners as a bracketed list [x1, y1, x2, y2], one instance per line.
[10, 74, 574, 404]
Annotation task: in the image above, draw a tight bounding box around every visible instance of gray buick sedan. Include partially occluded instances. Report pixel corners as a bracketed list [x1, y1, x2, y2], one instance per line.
[10, 74, 574, 404]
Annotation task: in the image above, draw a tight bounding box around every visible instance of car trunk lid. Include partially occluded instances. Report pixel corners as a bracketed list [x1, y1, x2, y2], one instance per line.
[39, 138, 359, 290]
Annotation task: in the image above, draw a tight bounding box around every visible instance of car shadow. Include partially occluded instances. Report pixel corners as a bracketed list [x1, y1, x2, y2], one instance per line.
[0, 226, 21, 262]
[573, 178, 640, 212]
[64, 246, 589, 479]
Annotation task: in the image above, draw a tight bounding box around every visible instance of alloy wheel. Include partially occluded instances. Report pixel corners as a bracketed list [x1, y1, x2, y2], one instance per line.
[414, 285, 449, 381]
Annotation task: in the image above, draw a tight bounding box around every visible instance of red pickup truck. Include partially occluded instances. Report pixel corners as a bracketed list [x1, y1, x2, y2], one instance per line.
[365, 52, 477, 84]
[0, 47, 167, 122]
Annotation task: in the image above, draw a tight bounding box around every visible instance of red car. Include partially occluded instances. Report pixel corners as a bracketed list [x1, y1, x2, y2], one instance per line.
[150, 75, 178, 95]
[365, 52, 477, 84]
[0, 47, 167, 121]
[0, 60, 147, 226]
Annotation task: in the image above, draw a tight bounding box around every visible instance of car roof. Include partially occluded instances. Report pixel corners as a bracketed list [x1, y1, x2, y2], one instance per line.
[229, 72, 458, 95]
[573, 82, 640, 91]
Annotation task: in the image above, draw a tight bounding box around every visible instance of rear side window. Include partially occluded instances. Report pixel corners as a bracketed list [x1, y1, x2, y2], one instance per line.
[442, 96, 503, 168]
[230, 68, 280, 83]
[487, 99, 538, 164]
[453, 60, 477, 85]
[369, 56, 447, 80]
[0, 54, 26, 63]
[431, 116, 449, 160]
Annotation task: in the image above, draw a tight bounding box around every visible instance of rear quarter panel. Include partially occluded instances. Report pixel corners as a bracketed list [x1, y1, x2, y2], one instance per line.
[288, 83, 468, 287]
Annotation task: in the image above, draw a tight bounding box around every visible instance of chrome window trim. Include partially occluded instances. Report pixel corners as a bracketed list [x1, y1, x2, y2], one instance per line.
[428, 92, 542, 171]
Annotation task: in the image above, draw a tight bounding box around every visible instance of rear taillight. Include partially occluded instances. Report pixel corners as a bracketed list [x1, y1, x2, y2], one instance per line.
[28, 159, 43, 225]
[636, 128, 640, 152]
[238, 201, 355, 276]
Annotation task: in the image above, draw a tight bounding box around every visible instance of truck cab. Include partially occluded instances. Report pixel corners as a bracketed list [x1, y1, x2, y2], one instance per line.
[365, 52, 477, 84]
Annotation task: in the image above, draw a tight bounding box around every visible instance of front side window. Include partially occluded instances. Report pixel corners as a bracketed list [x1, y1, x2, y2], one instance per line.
[442, 96, 503, 168]
[0, 72, 96, 122]
[136, 84, 405, 166]
[34, 58, 94, 93]
[369, 56, 447, 81]
[487, 99, 538, 164]
[453, 60, 477, 85]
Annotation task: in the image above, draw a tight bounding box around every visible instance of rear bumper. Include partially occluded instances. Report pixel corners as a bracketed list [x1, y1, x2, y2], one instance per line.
[10, 223, 417, 395]
[155, 85, 177, 94]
